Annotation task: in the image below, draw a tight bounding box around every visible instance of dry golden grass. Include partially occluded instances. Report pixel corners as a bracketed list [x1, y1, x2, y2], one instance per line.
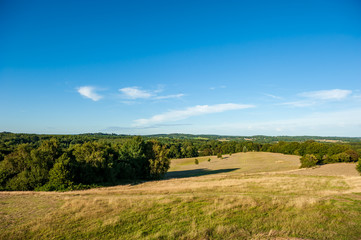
[1, 152, 361, 239]
[295, 162, 359, 176]
[168, 152, 301, 175]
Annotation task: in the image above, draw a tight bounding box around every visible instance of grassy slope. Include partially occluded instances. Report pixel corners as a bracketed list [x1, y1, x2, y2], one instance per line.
[1, 152, 361, 240]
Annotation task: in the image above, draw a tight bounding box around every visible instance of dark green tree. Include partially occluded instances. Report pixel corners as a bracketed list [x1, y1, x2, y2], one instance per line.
[145, 141, 170, 179]
[300, 154, 318, 168]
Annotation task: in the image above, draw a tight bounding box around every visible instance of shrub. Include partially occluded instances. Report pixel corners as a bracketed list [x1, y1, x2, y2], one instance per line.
[217, 152, 222, 159]
[357, 160, 361, 175]
[324, 151, 357, 163]
[300, 154, 319, 168]
[194, 159, 199, 165]
[208, 158, 211, 162]
[242, 146, 247, 152]
[345, 149, 359, 162]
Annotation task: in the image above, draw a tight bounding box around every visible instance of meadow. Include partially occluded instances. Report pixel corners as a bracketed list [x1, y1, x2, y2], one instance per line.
[1, 152, 361, 239]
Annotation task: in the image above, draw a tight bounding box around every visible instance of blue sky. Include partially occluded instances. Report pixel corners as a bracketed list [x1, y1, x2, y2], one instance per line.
[1, 0, 361, 136]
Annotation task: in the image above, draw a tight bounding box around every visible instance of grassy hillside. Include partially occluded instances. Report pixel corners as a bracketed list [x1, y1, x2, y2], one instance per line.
[167, 152, 300, 176]
[1, 152, 361, 239]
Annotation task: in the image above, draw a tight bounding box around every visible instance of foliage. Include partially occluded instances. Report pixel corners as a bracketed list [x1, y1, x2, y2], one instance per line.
[300, 154, 319, 168]
[243, 146, 247, 152]
[357, 160, 361, 175]
[0, 137, 170, 191]
[145, 140, 170, 179]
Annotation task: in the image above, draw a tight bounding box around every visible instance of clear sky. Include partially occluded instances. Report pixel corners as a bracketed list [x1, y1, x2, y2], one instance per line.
[1, 0, 361, 136]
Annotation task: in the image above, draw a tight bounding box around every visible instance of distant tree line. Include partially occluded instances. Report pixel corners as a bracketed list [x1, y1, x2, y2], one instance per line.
[1, 133, 361, 191]
[262, 140, 360, 167]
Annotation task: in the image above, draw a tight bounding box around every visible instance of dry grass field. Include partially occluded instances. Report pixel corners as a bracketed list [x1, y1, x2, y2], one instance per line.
[1, 152, 361, 240]
[167, 152, 301, 177]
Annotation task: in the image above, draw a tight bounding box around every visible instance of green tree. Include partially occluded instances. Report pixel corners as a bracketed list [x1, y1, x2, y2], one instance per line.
[72, 141, 115, 184]
[47, 153, 75, 190]
[300, 154, 319, 168]
[0, 144, 33, 190]
[28, 138, 63, 188]
[242, 146, 247, 153]
[118, 136, 147, 179]
[146, 141, 170, 179]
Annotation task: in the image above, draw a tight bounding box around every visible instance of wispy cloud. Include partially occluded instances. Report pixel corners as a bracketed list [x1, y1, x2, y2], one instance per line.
[119, 86, 184, 101]
[210, 85, 226, 91]
[119, 87, 153, 99]
[133, 103, 255, 126]
[299, 89, 352, 100]
[154, 94, 185, 100]
[280, 100, 316, 107]
[101, 123, 192, 132]
[281, 89, 352, 107]
[77, 86, 103, 101]
[264, 93, 283, 100]
[220, 108, 361, 136]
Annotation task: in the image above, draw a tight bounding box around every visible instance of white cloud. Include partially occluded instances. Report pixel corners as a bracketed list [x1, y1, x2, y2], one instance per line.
[299, 89, 352, 100]
[280, 100, 316, 107]
[119, 86, 184, 101]
[77, 86, 103, 101]
[264, 93, 283, 100]
[280, 89, 352, 107]
[133, 103, 255, 126]
[119, 87, 153, 99]
[154, 94, 185, 100]
[209, 85, 226, 91]
[207, 108, 361, 136]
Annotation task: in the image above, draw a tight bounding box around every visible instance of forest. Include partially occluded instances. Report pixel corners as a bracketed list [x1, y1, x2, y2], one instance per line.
[0, 132, 360, 191]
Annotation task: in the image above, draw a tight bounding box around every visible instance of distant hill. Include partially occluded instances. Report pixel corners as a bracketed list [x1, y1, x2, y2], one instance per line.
[144, 133, 360, 143]
[1, 131, 360, 143]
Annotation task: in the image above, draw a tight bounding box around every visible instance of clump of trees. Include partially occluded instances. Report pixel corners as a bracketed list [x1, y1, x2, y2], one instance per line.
[265, 140, 360, 168]
[300, 154, 319, 168]
[0, 137, 169, 191]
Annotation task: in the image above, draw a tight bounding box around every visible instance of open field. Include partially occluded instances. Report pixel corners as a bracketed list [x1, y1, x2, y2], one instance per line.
[167, 152, 301, 178]
[1, 152, 361, 239]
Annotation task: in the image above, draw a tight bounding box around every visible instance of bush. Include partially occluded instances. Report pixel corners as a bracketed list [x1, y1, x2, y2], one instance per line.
[324, 151, 358, 163]
[194, 159, 199, 165]
[217, 152, 222, 159]
[356, 158, 361, 175]
[242, 146, 247, 152]
[300, 154, 319, 168]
